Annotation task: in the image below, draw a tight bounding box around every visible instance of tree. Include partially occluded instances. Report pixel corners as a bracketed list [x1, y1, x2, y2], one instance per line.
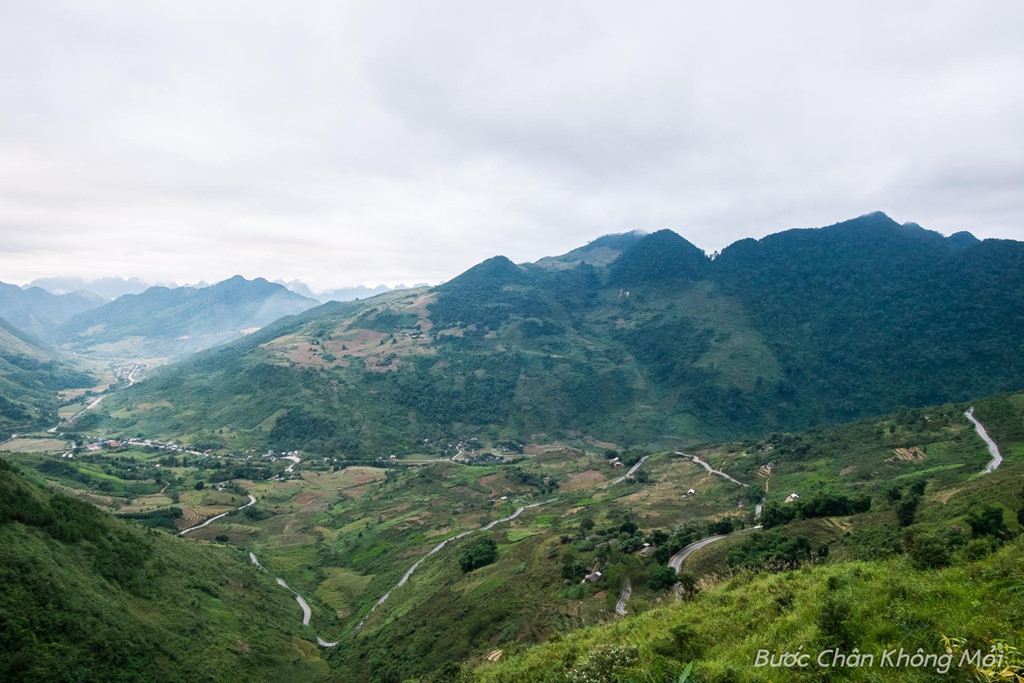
[458, 537, 498, 572]
[561, 551, 588, 582]
[965, 505, 1007, 538]
[646, 564, 679, 591]
[908, 533, 950, 569]
[896, 494, 921, 527]
[194, 480, 204, 490]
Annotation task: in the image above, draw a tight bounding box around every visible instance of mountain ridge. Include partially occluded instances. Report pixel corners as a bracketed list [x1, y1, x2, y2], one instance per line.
[53, 275, 320, 360]
[89, 213, 1024, 456]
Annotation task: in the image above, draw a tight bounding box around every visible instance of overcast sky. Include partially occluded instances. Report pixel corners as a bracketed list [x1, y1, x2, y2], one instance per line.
[1, 1, 1022, 291]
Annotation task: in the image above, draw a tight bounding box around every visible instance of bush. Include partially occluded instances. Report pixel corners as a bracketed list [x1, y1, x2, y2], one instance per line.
[909, 533, 951, 569]
[566, 644, 639, 683]
[646, 564, 680, 591]
[966, 505, 1008, 538]
[458, 536, 498, 573]
[897, 494, 921, 527]
[817, 594, 855, 648]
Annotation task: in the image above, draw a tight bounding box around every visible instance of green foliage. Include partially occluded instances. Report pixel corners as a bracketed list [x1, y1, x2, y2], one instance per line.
[715, 213, 1024, 427]
[458, 536, 499, 573]
[565, 643, 639, 683]
[0, 459, 328, 682]
[966, 504, 1008, 538]
[897, 493, 922, 527]
[645, 564, 680, 591]
[908, 532, 952, 570]
[761, 491, 871, 529]
[817, 593, 855, 648]
[726, 530, 812, 569]
[116, 506, 183, 531]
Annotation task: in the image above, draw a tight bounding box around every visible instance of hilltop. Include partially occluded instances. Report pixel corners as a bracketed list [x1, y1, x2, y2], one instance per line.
[0, 281, 104, 339]
[88, 213, 1024, 455]
[53, 275, 319, 360]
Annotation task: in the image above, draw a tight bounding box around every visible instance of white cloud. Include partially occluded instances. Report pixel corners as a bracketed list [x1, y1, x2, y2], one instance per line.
[1, 0, 1022, 289]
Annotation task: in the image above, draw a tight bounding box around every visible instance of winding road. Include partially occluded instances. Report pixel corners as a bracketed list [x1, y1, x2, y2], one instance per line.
[675, 452, 748, 487]
[249, 552, 338, 647]
[615, 577, 632, 616]
[600, 455, 650, 488]
[668, 526, 761, 573]
[178, 494, 256, 536]
[358, 455, 655, 628]
[965, 407, 1004, 474]
[356, 497, 559, 628]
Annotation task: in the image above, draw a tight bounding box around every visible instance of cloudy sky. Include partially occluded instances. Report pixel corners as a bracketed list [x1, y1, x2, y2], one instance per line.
[1, 1, 1022, 291]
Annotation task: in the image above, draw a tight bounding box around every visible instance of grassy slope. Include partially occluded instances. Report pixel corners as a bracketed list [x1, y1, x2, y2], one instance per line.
[0, 317, 94, 431]
[474, 538, 1024, 682]
[472, 392, 1024, 681]
[0, 458, 329, 682]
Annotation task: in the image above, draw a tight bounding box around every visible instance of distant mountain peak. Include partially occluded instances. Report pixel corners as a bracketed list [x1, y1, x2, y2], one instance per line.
[608, 228, 709, 286]
[947, 231, 981, 248]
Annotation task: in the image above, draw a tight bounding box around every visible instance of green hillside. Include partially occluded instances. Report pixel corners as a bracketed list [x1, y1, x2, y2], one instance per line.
[23, 380, 1021, 681]
[0, 281, 103, 339]
[0, 457, 329, 682]
[473, 537, 1024, 682]
[89, 213, 1024, 456]
[0, 317, 93, 431]
[54, 275, 319, 360]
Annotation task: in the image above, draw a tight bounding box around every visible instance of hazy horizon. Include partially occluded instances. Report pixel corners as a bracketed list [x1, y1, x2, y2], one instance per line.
[2, 2, 1023, 290]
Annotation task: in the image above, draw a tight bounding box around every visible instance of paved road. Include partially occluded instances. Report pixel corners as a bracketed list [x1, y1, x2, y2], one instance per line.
[600, 455, 650, 488]
[965, 407, 1003, 474]
[615, 577, 632, 616]
[675, 452, 748, 487]
[249, 552, 338, 647]
[668, 526, 761, 573]
[357, 497, 559, 629]
[178, 494, 256, 536]
[358, 454, 657, 628]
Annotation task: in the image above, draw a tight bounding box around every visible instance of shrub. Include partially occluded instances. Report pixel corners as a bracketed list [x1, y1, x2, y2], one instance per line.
[966, 505, 1008, 538]
[909, 533, 951, 569]
[458, 536, 498, 573]
[566, 644, 639, 683]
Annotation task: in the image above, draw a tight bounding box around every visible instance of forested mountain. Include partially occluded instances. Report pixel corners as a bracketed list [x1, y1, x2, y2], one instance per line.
[0, 281, 104, 339]
[90, 213, 1024, 456]
[54, 276, 319, 359]
[0, 318, 93, 431]
[0, 459, 328, 682]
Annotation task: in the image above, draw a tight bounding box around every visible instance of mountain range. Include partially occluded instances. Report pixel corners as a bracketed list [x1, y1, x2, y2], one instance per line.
[0, 282, 104, 339]
[2, 211, 1024, 682]
[91, 212, 1024, 455]
[52, 276, 319, 360]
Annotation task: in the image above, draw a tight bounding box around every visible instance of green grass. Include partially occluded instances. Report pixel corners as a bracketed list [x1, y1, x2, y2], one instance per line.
[475, 537, 1024, 682]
